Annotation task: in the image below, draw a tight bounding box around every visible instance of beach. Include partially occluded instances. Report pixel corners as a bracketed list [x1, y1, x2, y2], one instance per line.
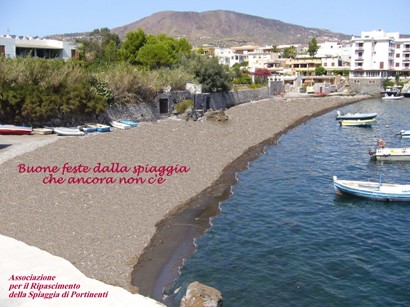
[0, 94, 370, 299]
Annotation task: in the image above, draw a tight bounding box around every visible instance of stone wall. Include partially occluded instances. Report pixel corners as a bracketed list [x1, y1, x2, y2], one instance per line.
[348, 78, 383, 95]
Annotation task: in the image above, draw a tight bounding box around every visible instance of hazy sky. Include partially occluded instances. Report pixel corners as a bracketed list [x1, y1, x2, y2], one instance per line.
[1, 0, 408, 37]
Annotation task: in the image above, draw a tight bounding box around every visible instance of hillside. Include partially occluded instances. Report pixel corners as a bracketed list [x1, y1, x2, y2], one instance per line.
[111, 10, 351, 47]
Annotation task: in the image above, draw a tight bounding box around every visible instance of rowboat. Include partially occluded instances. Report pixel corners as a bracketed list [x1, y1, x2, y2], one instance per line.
[369, 147, 410, 161]
[32, 127, 54, 135]
[120, 120, 138, 127]
[79, 124, 98, 133]
[339, 118, 376, 126]
[333, 176, 410, 202]
[110, 121, 131, 130]
[0, 124, 32, 135]
[335, 111, 377, 120]
[396, 130, 410, 138]
[85, 123, 111, 132]
[53, 127, 85, 136]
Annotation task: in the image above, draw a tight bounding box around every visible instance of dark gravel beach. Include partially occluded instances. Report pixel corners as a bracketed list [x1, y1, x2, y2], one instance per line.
[0, 94, 370, 295]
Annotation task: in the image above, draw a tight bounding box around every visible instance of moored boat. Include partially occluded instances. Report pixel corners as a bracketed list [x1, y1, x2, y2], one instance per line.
[339, 118, 376, 126]
[335, 111, 377, 120]
[382, 93, 404, 100]
[333, 176, 410, 202]
[369, 147, 410, 161]
[0, 124, 32, 135]
[85, 123, 111, 132]
[396, 130, 410, 138]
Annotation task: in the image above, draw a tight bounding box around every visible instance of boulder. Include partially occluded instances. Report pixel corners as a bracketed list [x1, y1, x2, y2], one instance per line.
[180, 281, 223, 307]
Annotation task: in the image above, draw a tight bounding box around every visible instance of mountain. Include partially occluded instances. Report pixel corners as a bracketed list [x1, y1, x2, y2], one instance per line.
[111, 10, 351, 47]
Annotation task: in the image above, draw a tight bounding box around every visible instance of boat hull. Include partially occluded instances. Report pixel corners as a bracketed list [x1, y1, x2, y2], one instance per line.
[54, 127, 85, 136]
[339, 118, 376, 126]
[333, 176, 410, 202]
[0, 125, 32, 135]
[370, 147, 410, 161]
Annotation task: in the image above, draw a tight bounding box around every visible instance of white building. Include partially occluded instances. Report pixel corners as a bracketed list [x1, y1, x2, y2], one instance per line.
[350, 30, 410, 77]
[0, 35, 78, 60]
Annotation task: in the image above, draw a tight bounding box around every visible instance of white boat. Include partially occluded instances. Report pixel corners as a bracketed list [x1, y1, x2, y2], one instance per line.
[339, 118, 376, 126]
[369, 147, 410, 161]
[110, 121, 131, 130]
[53, 127, 85, 136]
[333, 176, 410, 202]
[335, 111, 377, 120]
[396, 130, 410, 138]
[382, 93, 404, 100]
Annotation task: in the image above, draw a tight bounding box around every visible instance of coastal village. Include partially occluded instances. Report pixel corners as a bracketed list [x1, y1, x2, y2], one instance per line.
[1, 8, 410, 307]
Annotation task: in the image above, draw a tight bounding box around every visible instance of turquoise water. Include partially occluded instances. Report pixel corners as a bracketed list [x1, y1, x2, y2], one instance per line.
[168, 98, 410, 306]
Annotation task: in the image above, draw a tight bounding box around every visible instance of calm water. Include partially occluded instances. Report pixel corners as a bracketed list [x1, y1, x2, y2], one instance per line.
[168, 97, 410, 307]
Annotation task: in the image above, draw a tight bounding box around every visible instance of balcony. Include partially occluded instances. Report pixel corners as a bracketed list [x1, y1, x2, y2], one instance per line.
[355, 57, 364, 62]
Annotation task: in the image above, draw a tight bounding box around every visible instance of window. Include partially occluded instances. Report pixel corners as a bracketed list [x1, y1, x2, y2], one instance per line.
[396, 44, 400, 48]
[396, 53, 400, 58]
[380, 62, 384, 69]
[396, 63, 400, 67]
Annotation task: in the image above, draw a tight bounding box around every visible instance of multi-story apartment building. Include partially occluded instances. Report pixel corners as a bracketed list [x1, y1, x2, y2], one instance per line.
[0, 35, 78, 60]
[350, 30, 410, 78]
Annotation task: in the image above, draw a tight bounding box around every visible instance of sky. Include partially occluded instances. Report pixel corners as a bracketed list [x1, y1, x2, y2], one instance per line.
[1, 0, 408, 37]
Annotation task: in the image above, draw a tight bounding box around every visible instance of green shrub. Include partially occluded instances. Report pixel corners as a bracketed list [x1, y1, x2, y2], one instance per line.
[174, 99, 194, 114]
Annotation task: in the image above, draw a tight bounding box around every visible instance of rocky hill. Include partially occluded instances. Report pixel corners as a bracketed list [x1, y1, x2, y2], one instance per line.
[111, 10, 350, 47]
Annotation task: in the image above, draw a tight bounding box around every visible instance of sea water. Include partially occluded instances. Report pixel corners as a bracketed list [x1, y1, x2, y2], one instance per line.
[168, 97, 410, 306]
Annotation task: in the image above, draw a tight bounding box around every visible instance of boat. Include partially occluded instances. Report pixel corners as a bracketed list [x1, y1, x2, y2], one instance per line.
[120, 120, 138, 127]
[53, 127, 85, 136]
[32, 127, 54, 135]
[333, 176, 410, 202]
[382, 93, 404, 100]
[339, 118, 376, 126]
[79, 124, 97, 133]
[396, 130, 410, 138]
[0, 124, 32, 135]
[85, 123, 111, 133]
[369, 147, 410, 161]
[110, 121, 131, 130]
[335, 111, 377, 120]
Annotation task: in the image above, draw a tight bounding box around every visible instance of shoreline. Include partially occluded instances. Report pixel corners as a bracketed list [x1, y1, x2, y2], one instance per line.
[129, 94, 373, 303]
[0, 94, 372, 305]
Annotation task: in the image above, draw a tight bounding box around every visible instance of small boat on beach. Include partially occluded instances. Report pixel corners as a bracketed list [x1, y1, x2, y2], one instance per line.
[339, 118, 376, 127]
[333, 176, 410, 202]
[85, 123, 111, 132]
[335, 111, 377, 120]
[32, 127, 54, 135]
[110, 121, 131, 130]
[53, 127, 85, 136]
[79, 124, 98, 133]
[0, 124, 32, 135]
[396, 130, 410, 138]
[120, 120, 138, 127]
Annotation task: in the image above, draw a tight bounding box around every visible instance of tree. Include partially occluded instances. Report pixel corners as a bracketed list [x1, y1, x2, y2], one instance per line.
[184, 53, 231, 92]
[282, 46, 297, 58]
[117, 28, 147, 64]
[308, 38, 319, 57]
[315, 66, 327, 76]
[76, 28, 120, 61]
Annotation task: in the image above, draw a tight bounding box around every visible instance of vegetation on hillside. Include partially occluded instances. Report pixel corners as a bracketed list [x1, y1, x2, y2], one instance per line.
[0, 28, 234, 124]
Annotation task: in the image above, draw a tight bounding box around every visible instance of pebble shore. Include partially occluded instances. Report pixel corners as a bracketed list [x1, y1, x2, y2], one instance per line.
[0, 94, 370, 293]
